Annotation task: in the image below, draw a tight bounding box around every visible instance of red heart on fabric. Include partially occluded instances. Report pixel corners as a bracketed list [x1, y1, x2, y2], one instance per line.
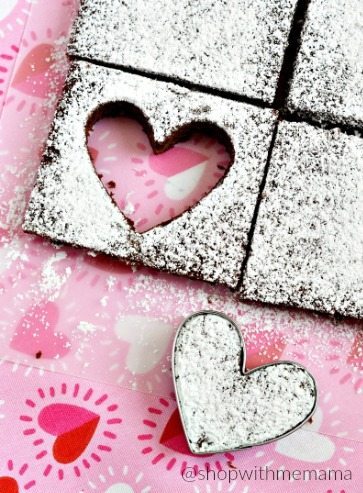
[160, 408, 212, 457]
[0, 477, 19, 493]
[38, 403, 100, 463]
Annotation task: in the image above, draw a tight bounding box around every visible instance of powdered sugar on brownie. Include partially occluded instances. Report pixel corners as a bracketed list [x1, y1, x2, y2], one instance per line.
[242, 121, 363, 318]
[23, 61, 276, 288]
[173, 312, 316, 453]
[68, 0, 298, 104]
[288, 0, 363, 127]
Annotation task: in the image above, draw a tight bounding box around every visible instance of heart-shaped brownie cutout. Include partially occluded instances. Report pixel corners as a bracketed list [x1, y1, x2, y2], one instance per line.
[173, 311, 317, 454]
[87, 110, 231, 233]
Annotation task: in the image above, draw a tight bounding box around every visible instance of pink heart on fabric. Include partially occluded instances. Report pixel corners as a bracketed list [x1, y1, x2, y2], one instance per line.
[10, 301, 70, 359]
[88, 117, 231, 232]
[12, 43, 61, 98]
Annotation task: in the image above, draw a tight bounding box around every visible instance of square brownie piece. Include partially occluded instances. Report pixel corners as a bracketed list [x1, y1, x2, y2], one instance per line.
[241, 121, 363, 318]
[23, 61, 276, 288]
[288, 0, 363, 127]
[68, 0, 299, 104]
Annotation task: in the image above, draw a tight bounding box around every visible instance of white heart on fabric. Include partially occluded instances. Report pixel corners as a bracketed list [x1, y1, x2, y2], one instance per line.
[0, 0, 17, 21]
[115, 315, 173, 374]
[173, 311, 317, 454]
[105, 484, 134, 493]
[275, 407, 335, 462]
[164, 161, 207, 200]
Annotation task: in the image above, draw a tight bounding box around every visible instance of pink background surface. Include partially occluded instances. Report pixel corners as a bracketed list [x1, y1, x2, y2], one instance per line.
[0, 0, 362, 491]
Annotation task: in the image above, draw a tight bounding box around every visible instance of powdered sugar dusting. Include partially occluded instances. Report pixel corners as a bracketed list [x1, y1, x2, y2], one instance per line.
[23, 60, 276, 288]
[173, 312, 316, 453]
[288, 0, 363, 126]
[68, 0, 298, 103]
[39, 251, 72, 299]
[242, 121, 363, 318]
[119, 267, 362, 374]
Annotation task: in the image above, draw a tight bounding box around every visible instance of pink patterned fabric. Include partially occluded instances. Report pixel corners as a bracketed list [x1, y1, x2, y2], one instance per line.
[0, 1, 361, 491]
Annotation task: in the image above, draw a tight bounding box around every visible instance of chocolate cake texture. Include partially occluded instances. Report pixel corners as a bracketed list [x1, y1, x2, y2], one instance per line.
[288, 0, 363, 127]
[68, 0, 299, 104]
[23, 0, 363, 319]
[241, 121, 363, 318]
[23, 61, 276, 288]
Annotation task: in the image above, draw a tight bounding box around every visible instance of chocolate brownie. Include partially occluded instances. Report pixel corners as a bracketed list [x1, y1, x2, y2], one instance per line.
[288, 0, 363, 127]
[23, 61, 276, 288]
[68, 0, 299, 104]
[241, 121, 363, 318]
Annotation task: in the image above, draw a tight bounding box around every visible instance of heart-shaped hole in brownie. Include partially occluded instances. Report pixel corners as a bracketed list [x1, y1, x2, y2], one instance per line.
[87, 103, 233, 233]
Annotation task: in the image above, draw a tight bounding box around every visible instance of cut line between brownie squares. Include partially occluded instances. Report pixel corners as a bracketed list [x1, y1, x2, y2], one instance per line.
[23, 61, 276, 289]
[241, 121, 363, 319]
